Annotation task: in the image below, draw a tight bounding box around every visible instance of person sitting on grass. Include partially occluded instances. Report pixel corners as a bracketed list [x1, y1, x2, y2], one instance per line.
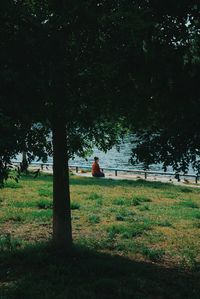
[92, 157, 105, 177]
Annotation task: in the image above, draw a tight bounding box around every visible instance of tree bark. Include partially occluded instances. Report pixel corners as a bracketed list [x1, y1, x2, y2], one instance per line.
[52, 116, 72, 252]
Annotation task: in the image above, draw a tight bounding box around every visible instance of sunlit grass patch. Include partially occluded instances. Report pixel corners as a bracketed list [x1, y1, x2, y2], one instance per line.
[138, 205, 150, 211]
[11, 200, 36, 208]
[1, 172, 200, 280]
[88, 215, 101, 224]
[113, 195, 152, 208]
[88, 193, 103, 201]
[106, 222, 151, 239]
[4, 180, 22, 189]
[161, 191, 178, 199]
[132, 195, 152, 203]
[113, 198, 126, 206]
[140, 245, 165, 261]
[179, 187, 194, 193]
[4, 213, 25, 222]
[95, 199, 103, 206]
[179, 248, 198, 270]
[37, 199, 53, 209]
[115, 209, 136, 222]
[180, 201, 199, 209]
[1, 208, 52, 223]
[25, 209, 52, 221]
[38, 188, 52, 197]
[156, 220, 173, 228]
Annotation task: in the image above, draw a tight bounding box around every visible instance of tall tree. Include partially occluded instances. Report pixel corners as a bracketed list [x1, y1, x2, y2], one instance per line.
[1, 0, 129, 250]
[129, 2, 200, 173]
[2, 0, 199, 252]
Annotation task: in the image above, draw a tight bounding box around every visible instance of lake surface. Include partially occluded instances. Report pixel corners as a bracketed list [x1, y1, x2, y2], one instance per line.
[47, 135, 173, 172]
[16, 135, 196, 174]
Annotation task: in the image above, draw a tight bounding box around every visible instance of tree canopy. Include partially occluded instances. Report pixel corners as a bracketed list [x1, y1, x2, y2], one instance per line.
[1, 0, 200, 249]
[130, 2, 200, 173]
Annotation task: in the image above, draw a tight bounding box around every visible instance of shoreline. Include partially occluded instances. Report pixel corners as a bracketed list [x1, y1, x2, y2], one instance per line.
[27, 165, 200, 188]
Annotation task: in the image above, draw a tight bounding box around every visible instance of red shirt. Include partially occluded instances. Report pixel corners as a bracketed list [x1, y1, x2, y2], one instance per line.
[92, 162, 100, 175]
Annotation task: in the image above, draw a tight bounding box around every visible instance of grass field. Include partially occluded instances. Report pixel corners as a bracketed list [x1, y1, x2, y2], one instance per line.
[0, 173, 200, 299]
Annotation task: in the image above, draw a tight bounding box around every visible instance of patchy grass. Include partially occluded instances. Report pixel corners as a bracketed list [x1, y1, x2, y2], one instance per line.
[140, 245, 165, 262]
[38, 188, 52, 197]
[37, 199, 53, 209]
[70, 202, 80, 210]
[106, 222, 151, 239]
[88, 192, 103, 201]
[4, 181, 22, 189]
[88, 215, 101, 224]
[1, 174, 200, 298]
[180, 200, 199, 209]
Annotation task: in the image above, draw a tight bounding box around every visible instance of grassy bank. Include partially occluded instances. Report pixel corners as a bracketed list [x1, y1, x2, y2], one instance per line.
[0, 173, 200, 298]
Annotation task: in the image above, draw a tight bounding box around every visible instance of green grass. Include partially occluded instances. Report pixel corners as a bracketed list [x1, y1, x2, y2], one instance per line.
[37, 199, 53, 209]
[138, 205, 150, 211]
[106, 222, 151, 239]
[1, 242, 199, 299]
[140, 245, 165, 261]
[88, 192, 103, 201]
[88, 215, 101, 224]
[113, 198, 126, 205]
[115, 209, 135, 221]
[113, 195, 151, 207]
[38, 188, 52, 197]
[4, 181, 22, 189]
[70, 202, 80, 210]
[180, 200, 199, 209]
[1, 174, 200, 298]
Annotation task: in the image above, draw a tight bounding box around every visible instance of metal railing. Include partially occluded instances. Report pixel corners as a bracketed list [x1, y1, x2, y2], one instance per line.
[12, 160, 199, 183]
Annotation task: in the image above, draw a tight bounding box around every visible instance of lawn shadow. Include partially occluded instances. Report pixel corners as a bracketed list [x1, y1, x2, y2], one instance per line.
[20, 172, 196, 193]
[69, 176, 193, 192]
[1, 242, 200, 299]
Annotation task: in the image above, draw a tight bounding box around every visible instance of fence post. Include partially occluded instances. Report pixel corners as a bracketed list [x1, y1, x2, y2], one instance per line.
[196, 176, 198, 184]
[144, 172, 147, 180]
[76, 166, 78, 173]
[115, 170, 117, 176]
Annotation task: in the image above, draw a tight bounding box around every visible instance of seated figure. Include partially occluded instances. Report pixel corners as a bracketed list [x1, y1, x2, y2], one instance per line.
[92, 157, 105, 177]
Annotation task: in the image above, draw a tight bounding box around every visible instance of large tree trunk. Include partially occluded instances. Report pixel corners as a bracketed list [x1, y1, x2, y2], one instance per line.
[52, 116, 72, 252]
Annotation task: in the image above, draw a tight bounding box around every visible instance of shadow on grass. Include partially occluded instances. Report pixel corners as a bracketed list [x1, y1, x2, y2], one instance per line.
[70, 176, 196, 193]
[0, 242, 200, 299]
[20, 172, 196, 193]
